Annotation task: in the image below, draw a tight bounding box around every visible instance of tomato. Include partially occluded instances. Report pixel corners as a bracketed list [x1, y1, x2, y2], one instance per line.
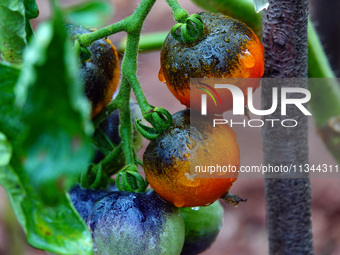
[180, 201, 224, 255]
[69, 184, 118, 222]
[159, 12, 264, 114]
[67, 24, 120, 118]
[143, 109, 239, 208]
[87, 189, 185, 255]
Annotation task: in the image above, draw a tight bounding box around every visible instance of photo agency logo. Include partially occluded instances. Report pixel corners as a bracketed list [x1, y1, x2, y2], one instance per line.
[191, 78, 312, 128]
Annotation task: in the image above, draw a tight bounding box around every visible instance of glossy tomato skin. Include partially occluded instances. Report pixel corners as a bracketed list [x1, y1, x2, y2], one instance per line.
[143, 110, 239, 208]
[180, 201, 224, 255]
[159, 12, 264, 113]
[87, 189, 185, 255]
[67, 24, 120, 118]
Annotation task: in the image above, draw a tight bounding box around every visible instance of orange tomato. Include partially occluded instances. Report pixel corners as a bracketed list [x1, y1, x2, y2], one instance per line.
[159, 12, 264, 114]
[143, 110, 239, 207]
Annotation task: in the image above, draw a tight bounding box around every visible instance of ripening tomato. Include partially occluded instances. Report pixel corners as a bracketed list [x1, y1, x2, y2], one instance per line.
[143, 110, 239, 208]
[67, 24, 120, 118]
[159, 12, 264, 114]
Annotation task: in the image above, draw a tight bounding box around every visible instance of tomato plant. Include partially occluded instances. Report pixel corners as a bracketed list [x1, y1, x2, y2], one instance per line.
[1, 0, 339, 254]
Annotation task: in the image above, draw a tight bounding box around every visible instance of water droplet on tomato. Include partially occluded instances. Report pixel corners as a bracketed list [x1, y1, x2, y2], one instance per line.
[174, 199, 185, 208]
[158, 68, 166, 82]
[239, 49, 255, 68]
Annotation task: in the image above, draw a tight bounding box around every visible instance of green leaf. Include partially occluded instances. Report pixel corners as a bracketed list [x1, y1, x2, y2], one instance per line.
[16, 0, 93, 204]
[4, 2, 95, 253]
[0, 0, 27, 63]
[0, 132, 12, 167]
[24, 0, 39, 41]
[24, 0, 39, 19]
[64, 0, 114, 28]
[0, 63, 22, 141]
[0, 163, 94, 255]
[0, 165, 27, 231]
[23, 194, 93, 254]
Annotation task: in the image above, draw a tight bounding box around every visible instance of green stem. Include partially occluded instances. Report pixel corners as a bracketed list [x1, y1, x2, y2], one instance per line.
[307, 20, 340, 128]
[118, 77, 134, 166]
[308, 20, 340, 162]
[101, 144, 124, 175]
[88, 145, 124, 179]
[119, 31, 168, 53]
[191, 0, 262, 35]
[77, 0, 157, 46]
[78, 0, 161, 190]
[122, 32, 153, 114]
[308, 19, 335, 78]
[78, 20, 127, 47]
[82, 0, 157, 119]
[129, 0, 157, 31]
[91, 128, 115, 155]
[165, 0, 189, 23]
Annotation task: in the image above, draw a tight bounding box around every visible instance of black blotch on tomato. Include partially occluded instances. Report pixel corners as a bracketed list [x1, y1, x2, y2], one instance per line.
[69, 184, 118, 222]
[143, 109, 214, 176]
[66, 24, 118, 114]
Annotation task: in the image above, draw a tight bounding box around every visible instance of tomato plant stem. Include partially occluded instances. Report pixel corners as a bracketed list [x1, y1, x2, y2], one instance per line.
[118, 77, 135, 167]
[119, 32, 168, 53]
[78, 0, 180, 189]
[261, 0, 313, 254]
[307, 22, 340, 162]
[191, 0, 262, 35]
[76, 0, 159, 191]
[79, 0, 169, 120]
[77, 0, 157, 118]
[121, 33, 153, 115]
[165, 0, 189, 23]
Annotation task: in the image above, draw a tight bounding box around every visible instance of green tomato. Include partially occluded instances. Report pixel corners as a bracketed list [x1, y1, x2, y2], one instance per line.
[180, 201, 224, 255]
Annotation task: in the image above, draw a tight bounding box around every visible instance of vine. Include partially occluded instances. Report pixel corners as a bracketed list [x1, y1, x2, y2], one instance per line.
[76, 0, 203, 191]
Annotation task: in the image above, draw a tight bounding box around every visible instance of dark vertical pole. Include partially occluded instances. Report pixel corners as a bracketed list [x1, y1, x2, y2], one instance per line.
[262, 0, 313, 254]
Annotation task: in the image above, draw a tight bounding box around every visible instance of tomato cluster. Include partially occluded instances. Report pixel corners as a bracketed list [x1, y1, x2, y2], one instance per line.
[145, 11, 264, 208]
[70, 11, 264, 255]
[70, 185, 223, 255]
